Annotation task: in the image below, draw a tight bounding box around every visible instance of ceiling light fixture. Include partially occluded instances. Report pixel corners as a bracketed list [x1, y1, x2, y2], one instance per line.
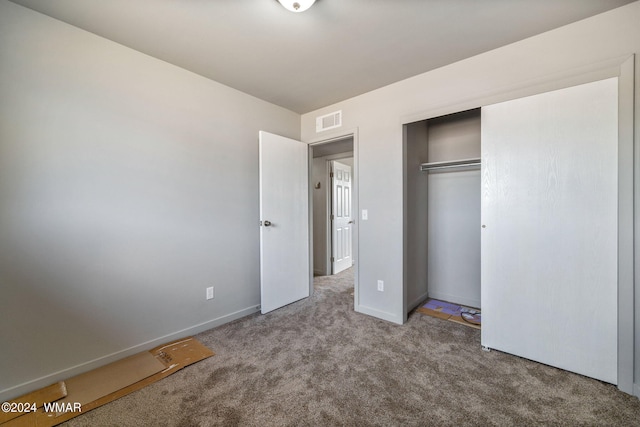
[277, 0, 316, 13]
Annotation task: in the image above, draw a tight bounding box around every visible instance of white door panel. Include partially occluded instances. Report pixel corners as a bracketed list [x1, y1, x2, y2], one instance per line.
[259, 131, 310, 314]
[481, 78, 618, 384]
[331, 161, 352, 274]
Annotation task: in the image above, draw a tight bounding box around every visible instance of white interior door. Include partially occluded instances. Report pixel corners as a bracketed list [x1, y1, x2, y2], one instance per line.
[481, 78, 618, 384]
[259, 131, 310, 314]
[331, 161, 352, 274]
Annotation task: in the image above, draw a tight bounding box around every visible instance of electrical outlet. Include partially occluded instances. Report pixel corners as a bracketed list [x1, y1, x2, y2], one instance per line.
[377, 280, 384, 292]
[362, 209, 368, 220]
[206, 286, 214, 300]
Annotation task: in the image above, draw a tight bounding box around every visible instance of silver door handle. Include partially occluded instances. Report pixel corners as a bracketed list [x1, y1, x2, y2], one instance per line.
[348, 220, 355, 224]
[263, 220, 272, 227]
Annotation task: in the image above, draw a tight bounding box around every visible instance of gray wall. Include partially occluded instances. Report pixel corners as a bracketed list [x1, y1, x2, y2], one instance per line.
[427, 170, 480, 308]
[427, 111, 481, 162]
[0, 0, 299, 400]
[403, 121, 429, 310]
[301, 1, 640, 394]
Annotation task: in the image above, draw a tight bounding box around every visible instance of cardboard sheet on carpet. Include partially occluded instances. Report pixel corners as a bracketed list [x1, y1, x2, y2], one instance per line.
[417, 299, 481, 329]
[1, 337, 214, 427]
[55, 351, 166, 412]
[0, 383, 67, 424]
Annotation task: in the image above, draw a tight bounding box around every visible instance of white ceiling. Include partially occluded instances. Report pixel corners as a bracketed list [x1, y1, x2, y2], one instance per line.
[9, 0, 634, 113]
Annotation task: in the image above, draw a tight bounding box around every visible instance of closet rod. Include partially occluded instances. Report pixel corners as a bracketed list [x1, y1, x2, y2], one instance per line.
[420, 158, 481, 172]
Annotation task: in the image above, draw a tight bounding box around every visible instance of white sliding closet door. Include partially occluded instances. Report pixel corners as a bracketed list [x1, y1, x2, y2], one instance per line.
[481, 78, 618, 384]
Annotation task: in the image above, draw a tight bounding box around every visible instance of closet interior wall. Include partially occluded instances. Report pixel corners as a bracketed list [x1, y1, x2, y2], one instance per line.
[404, 109, 481, 312]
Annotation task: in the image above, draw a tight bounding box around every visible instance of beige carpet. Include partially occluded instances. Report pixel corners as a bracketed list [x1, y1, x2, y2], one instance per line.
[61, 268, 640, 426]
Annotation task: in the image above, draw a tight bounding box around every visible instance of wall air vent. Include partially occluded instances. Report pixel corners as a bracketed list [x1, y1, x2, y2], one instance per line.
[316, 110, 342, 132]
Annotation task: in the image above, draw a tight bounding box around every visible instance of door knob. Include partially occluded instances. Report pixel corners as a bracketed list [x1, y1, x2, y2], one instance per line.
[263, 220, 272, 227]
[348, 220, 355, 224]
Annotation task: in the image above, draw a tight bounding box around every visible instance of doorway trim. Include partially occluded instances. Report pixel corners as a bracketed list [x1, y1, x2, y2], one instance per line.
[307, 128, 360, 307]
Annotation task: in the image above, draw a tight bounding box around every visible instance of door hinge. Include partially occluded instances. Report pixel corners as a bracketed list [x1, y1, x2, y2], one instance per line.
[331, 257, 335, 262]
[330, 214, 334, 220]
[330, 172, 334, 178]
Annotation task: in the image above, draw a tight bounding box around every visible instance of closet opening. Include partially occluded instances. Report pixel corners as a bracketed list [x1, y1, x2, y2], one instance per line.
[403, 108, 481, 319]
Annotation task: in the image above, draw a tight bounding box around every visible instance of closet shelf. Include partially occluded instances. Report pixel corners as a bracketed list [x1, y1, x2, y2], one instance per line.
[420, 157, 481, 172]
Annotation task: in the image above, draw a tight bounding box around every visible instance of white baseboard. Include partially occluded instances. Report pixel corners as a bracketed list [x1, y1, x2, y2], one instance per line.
[355, 304, 403, 325]
[0, 304, 260, 402]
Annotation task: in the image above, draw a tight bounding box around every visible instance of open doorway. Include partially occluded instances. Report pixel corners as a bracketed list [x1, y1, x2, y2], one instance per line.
[310, 136, 355, 277]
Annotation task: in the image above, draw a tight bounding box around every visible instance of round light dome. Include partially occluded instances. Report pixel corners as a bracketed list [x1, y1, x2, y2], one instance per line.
[277, 0, 316, 13]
